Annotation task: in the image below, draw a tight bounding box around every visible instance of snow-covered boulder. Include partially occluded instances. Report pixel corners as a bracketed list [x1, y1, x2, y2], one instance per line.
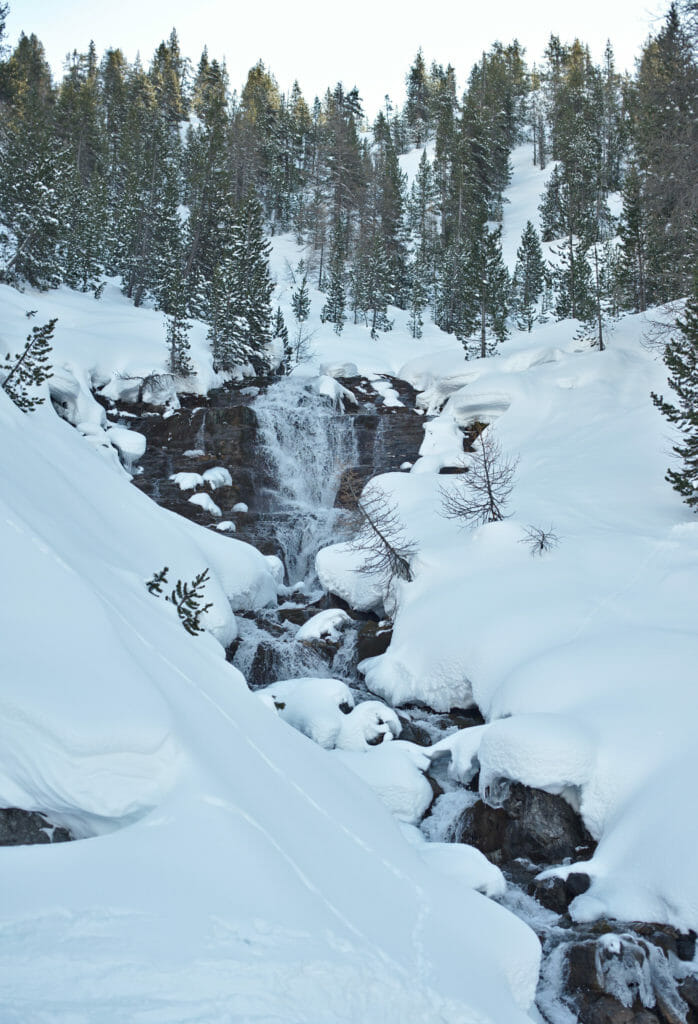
[202, 466, 232, 489]
[334, 741, 434, 824]
[188, 492, 222, 517]
[257, 677, 354, 749]
[170, 471, 204, 491]
[295, 608, 353, 644]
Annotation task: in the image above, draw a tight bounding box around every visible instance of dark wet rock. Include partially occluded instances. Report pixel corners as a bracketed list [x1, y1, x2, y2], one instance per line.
[452, 782, 595, 867]
[564, 931, 690, 1024]
[277, 606, 315, 627]
[356, 620, 393, 662]
[679, 974, 698, 1016]
[530, 875, 570, 914]
[396, 715, 432, 747]
[444, 707, 485, 729]
[530, 870, 592, 913]
[0, 808, 72, 846]
[246, 639, 287, 688]
[625, 923, 696, 964]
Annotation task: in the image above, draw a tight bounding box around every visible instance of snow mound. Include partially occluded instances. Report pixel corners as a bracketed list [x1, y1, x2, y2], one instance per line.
[295, 607, 353, 643]
[419, 842, 506, 898]
[257, 677, 355, 749]
[336, 701, 402, 751]
[334, 741, 434, 824]
[316, 542, 384, 613]
[188, 492, 222, 517]
[202, 466, 232, 489]
[170, 471, 203, 490]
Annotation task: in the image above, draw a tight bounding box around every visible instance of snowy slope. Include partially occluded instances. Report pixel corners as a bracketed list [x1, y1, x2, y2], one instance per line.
[2, 137, 696, 1021]
[311, 151, 698, 934]
[0, 318, 539, 1017]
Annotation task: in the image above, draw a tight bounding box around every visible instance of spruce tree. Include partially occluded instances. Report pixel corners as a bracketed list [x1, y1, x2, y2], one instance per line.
[165, 272, 192, 376]
[465, 223, 510, 358]
[512, 221, 545, 331]
[321, 226, 347, 335]
[617, 164, 649, 313]
[1, 317, 55, 411]
[652, 290, 698, 509]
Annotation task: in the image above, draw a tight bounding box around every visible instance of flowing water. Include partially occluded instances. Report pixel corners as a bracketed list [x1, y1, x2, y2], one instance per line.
[252, 380, 358, 588]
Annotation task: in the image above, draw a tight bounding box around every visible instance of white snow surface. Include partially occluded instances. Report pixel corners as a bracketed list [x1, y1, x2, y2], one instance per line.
[2, 139, 697, 1019]
[188, 491, 222, 517]
[0, 370, 539, 1020]
[295, 607, 353, 643]
[306, 149, 698, 934]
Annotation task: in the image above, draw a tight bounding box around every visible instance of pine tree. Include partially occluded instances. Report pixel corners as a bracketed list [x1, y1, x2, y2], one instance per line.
[321, 226, 347, 335]
[633, 3, 698, 301]
[464, 223, 510, 358]
[617, 164, 650, 312]
[512, 221, 545, 331]
[291, 271, 310, 324]
[407, 260, 428, 339]
[652, 290, 698, 509]
[165, 272, 192, 376]
[553, 233, 595, 322]
[1, 317, 55, 411]
[405, 50, 430, 145]
[230, 192, 274, 370]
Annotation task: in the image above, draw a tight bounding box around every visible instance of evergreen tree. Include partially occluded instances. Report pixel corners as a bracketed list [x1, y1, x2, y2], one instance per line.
[466, 223, 510, 357]
[321, 226, 347, 334]
[405, 50, 430, 145]
[407, 262, 427, 339]
[291, 271, 310, 324]
[512, 221, 545, 331]
[652, 289, 698, 509]
[617, 164, 650, 312]
[1, 317, 55, 411]
[165, 271, 192, 376]
[553, 233, 595, 322]
[633, 3, 698, 300]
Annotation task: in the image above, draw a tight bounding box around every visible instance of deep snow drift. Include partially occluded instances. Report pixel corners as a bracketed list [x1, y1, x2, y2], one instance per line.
[0, 278, 539, 1017]
[1, 142, 697, 1021]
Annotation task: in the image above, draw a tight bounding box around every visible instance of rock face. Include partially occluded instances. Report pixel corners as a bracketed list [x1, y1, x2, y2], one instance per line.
[0, 807, 72, 845]
[562, 930, 693, 1024]
[128, 395, 263, 537]
[452, 781, 596, 867]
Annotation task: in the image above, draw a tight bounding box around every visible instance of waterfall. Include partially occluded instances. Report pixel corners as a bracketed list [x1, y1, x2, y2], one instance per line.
[253, 380, 358, 588]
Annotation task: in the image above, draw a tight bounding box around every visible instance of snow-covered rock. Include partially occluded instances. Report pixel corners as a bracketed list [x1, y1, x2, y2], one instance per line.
[188, 492, 222, 517]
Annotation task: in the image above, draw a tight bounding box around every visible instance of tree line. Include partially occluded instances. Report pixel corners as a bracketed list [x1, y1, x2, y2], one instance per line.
[0, 1, 696, 369]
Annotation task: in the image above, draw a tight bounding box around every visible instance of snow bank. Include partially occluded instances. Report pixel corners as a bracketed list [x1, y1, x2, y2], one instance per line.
[188, 491, 222, 516]
[295, 607, 353, 643]
[0, 376, 540, 1023]
[334, 741, 435, 824]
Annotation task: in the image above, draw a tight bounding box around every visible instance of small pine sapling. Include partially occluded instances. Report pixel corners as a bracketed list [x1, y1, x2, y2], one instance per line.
[146, 567, 213, 635]
[1, 317, 55, 412]
[167, 569, 213, 635]
[146, 566, 169, 594]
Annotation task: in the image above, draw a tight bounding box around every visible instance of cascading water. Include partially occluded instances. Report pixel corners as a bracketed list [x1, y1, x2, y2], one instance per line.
[252, 379, 358, 588]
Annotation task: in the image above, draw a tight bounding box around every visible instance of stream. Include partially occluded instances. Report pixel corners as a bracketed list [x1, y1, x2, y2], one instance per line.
[120, 373, 697, 1024]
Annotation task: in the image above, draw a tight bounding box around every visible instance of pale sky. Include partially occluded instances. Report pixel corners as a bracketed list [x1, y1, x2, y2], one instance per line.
[8, 0, 663, 117]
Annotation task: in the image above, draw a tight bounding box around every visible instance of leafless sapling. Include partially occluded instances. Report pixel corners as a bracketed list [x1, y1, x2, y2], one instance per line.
[439, 430, 518, 527]
[519, 524, 559, 556]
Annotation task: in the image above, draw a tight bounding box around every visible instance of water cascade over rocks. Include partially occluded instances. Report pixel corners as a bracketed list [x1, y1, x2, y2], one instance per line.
[98, 374, 698, 1024]
[249, 379, 359, 588]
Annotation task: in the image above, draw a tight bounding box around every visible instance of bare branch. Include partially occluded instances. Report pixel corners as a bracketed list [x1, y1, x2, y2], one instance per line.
[439, 431, 518, 527]
[519, 524, 559, 556]
[345, 471, 418, 588]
